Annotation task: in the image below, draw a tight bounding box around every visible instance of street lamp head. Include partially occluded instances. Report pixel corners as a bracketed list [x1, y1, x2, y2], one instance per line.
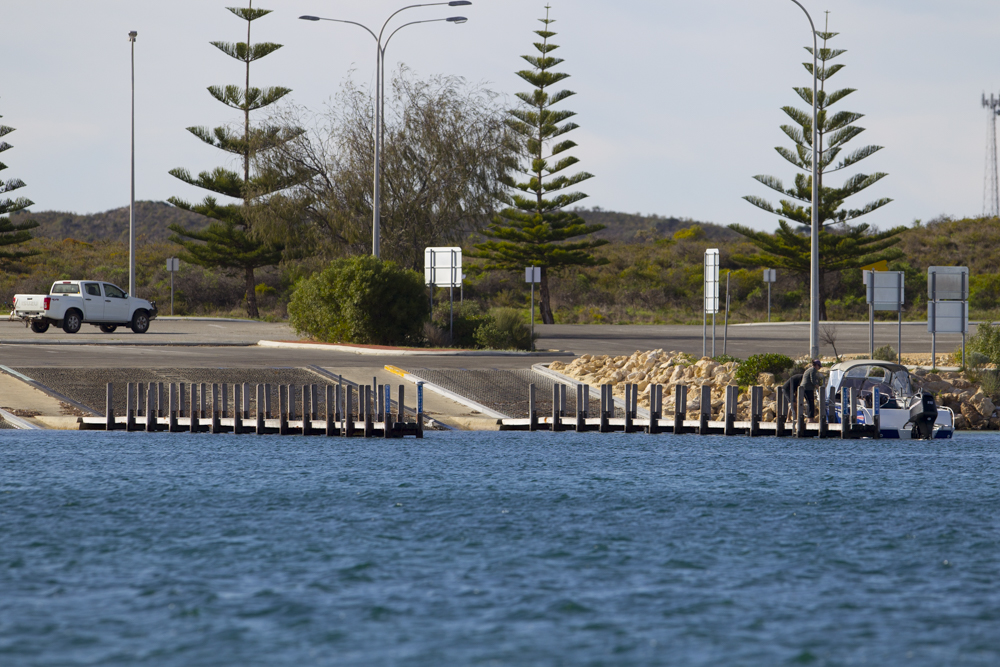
[128, 30, 138, 42]
[446, 16, 468, 24]
[299, 15, 321, 21]
[448, 1, 472, 5]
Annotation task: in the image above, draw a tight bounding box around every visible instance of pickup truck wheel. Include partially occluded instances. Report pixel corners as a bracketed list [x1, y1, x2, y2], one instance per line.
[30, 321, 50, 334]
[62, 310, 83, 334]
[99, 324, 118, 333]
[131, 310, 150, 334]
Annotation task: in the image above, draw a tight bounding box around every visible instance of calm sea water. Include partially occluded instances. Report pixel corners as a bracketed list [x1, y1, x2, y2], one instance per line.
[1, 430, 998, 666]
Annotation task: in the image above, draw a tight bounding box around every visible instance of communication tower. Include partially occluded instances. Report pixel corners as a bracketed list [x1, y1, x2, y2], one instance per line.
[983, 93, 1000, 218]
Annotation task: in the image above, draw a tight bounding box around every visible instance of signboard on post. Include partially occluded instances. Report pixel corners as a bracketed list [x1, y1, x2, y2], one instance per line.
[703, 249, 720, 357]
[526, 266, 541, 351]
[166, 258, 180, 316]
[865, 270, 904, 362]
[763, 269, 776, 323]
[928, 266, 970, 367]
[424, 247, 463, 342]
[424, 247, 462, 287]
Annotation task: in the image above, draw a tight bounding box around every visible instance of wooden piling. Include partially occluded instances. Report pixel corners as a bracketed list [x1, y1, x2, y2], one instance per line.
[416, 382, 424, 439]
[796, 386, 806, 437]
[233, 384, 244, 435]
[199, 383, 207, 420]
[179, 383, 186, 418]
[145, 384, 155, 433]
[345, 386, 356, 437]
[326, 385, 336, 437]
[256, 384, 265, 435]
[302, 384, 312, 436]
[724, 385, 736, 436]
[576, 384, 586, 432]
[383, 384, 393, 439]
[750, 386, 763, 437]
[264, 384, 272, 418]
[624, 384, 633, 434]
[819, 386, 828, 438]
[335, 384, 343, 425]
[168, 384, 179, 433]
[674, 384, 687, 435]
[242, 383, 250, 419]
[190, 383, 200, 433]
[776, 387, 787, 437]
[363, 386, 373, 437]
[599, 385, 610, 433]
[136, 382, 145, 417]
[126, 383, 136, 431]
[397, 385, 405, 425]
[648, 384, 661, 435]
[551, 384, 562, 432]
[211, 384, 221, 434]
[528, 384, 537, 432]
[104, 383, 113, 431]
[278, 386, 289, 435]
[157, 383, 165, 419]
[699, 385, 711, 435]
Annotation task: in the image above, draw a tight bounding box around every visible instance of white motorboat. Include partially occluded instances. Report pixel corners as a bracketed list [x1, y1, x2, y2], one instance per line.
[825, 360, 955, 440]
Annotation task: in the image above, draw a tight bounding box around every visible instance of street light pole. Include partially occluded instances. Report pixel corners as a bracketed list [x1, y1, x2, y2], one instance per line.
[299, 2, 470, 260]
[128, 30, 137, 297]
[787, 0, 820, 360]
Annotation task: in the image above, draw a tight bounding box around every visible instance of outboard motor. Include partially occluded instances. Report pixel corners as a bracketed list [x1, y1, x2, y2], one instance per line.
[909, 391, 938, 440]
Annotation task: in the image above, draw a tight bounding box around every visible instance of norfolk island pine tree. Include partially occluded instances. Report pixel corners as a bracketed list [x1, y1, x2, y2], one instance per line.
[168, 1, 304, 319]
[0, 109, 38, 268]
[731, 16, 904, 320]
[471, 5, 607, 325]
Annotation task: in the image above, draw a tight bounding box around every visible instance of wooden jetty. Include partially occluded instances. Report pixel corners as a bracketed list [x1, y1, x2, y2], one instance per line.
[79, 381, 425, 438]
[500, 382, 881, 439]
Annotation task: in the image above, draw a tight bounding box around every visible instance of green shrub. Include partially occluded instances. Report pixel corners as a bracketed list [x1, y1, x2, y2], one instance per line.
[474, 307, 535, 351]
[432, 301, 490, 348]
[872, 345, 897, 362]
[967, 322, 1000, 366]
[287, 256, 429, 345]
[734, 353, 794, 388]
[713, 354, 742, 365]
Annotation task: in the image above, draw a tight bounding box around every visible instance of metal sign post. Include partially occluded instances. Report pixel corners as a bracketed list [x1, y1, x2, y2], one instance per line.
[525, 266, 541, 351]
[424, 247, 462, 342]
[763, 269, 776, 323]
[865, 270, 905, 362]
[704, 249, 720, 358]
[166, 257, 180, 316]
[927, 266, 970, 368]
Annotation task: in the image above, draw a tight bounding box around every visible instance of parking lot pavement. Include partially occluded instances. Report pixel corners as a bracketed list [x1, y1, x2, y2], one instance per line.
[0, 317, 301, 346]
[0, 319, 973, 370]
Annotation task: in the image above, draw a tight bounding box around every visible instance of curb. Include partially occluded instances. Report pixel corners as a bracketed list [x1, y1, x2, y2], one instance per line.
[259, 340, 573, 357]
[0, 366, 102, 417]
[0, 408, 42, 430]
[0, 341, 256, 347]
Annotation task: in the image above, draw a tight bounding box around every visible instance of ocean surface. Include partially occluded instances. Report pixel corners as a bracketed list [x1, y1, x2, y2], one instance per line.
[1, 430, 998, 666]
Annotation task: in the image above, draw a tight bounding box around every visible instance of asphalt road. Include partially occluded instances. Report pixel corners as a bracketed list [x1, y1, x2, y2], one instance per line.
[0, 319, 970, 369]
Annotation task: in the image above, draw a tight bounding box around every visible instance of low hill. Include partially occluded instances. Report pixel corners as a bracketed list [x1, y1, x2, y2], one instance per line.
[573, 207, 738, 242]
[10, 201, 209, 243]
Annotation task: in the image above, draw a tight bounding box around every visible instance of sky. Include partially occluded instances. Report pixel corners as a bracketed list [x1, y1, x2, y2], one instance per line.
[2, 0, 998, 232]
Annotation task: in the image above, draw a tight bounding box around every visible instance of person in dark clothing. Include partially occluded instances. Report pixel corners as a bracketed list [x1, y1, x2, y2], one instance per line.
[801, 360, 823, 420]
[782, 373, 803, 420]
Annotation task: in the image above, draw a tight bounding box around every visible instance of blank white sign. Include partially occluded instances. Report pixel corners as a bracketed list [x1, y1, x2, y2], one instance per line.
[704, 249, 720, 314]
[928, 301, 968, 334]
[424, 247, 462, 287]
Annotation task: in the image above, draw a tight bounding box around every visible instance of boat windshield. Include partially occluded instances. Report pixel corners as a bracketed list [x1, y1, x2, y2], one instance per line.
[838, 365, 912, 399]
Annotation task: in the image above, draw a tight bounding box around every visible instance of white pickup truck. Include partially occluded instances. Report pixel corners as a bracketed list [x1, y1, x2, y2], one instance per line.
[12, 281, 158, 334]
